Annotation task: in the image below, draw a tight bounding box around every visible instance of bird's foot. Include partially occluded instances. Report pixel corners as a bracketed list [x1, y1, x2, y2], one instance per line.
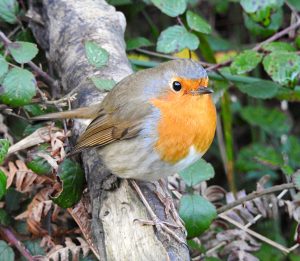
[154, 179, 185, 231]
[130, 180, 186, 244]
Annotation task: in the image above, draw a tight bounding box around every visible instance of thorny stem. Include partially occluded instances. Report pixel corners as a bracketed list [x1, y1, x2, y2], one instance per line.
[0, 30, 59, 89]
[0, 226, 35, 261]
[207, 18, 300, 71]
[217, 182, 296, 214]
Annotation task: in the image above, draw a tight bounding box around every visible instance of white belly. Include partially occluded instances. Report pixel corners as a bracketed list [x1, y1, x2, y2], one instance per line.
[98, 138, 203, 181]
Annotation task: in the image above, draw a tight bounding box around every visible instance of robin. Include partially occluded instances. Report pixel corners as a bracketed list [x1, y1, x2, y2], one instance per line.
[34, 59, 217, 241]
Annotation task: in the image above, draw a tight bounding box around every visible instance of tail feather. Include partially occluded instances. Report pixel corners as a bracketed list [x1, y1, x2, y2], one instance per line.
[31, 104, 101, 120]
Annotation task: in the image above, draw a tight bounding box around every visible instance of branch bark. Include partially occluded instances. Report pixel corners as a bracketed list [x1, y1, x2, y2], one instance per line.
[28, 0, 188, 260]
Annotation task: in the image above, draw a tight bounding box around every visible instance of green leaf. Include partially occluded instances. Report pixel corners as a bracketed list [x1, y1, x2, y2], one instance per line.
[230, 50, 263, 75]
[157, 25, 199, 54]
[263, 51, 300, 86]
[90, 77, 116, 91]
[0, 139, 9, 165]
[0, 209, 11, 226]
[0, 0, 19, 24]
[236, 80, 279, 99]
[27, 156, 52, 175]
[151, 0, 186, 17]
[236, 143, 283, 172]
[126, 37, 152, 50]
[0, 68, 36, 106]
[186, 10, 212, 34]
[0, 55, 8, 78]
[179, 194, 216, 238]
[0, 170, 7, 200]
[23, 240, 45, 257]
[84, 41, 109, 68]
[179, 159, 215, 187]
[287, 0, 300, 11]
[8, 41, 38, 63]
[0, 241, 14, 261]
[5, 188, 21, 212]
[262, 42, 296, 52]
[240, 106, 291, 137]
[240, 0, 284, 13]
[52, 159, 85, 208]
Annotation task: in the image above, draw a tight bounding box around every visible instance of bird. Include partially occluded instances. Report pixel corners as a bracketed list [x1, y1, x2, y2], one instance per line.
[33, 59, 217, 242]
[34, 59, 217, 182]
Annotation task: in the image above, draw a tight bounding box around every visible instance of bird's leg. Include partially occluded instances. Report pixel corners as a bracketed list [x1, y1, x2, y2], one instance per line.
[130, 180, 185, 244]
[154, 179, 185, 230]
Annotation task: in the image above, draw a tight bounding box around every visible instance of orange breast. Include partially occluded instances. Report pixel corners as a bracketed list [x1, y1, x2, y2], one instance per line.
[150, 92, 216, 163]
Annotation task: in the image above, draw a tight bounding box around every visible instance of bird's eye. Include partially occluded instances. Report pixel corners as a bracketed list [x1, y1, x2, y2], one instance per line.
[172, 81, 182, 92]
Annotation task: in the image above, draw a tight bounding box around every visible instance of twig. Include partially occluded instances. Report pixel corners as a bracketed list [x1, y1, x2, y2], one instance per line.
[219, 213, 295, 254]
[207, 18, 300, 71]
[0, 30, 59, 89]
[136, 48, 213, 67]
[0, 226, 35, 261]
[217, 183, 295, 214]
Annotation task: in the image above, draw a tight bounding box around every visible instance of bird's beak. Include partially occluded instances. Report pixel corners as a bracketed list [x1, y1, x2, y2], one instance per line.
[189, 86, 214, 95]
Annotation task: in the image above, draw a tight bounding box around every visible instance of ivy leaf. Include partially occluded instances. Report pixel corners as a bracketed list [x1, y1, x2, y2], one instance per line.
[186, 10, 212, 34]
[230, 50, 263, 74]
[0, 241, 14, 261]
[0, 55, 8, 78]
[23, 240, 45, 257]
[288, 0, 300, 11]
[0, 209, 11, 226]
[179, 159, 215, 187]
[90, 77, 116, 91]
[157, 25, 199, 54]
[0, 170, 7, 200]
[7, 41, 38, 63]
[240, 0, 284, 13]
[27, 156, 52, 175]
[84, 41, 109, 68]
[262, 41, 296, 52]
[0, 0, 19, 24]
[0, 68, 36, 106]
[52, 159, 85, 208]
[0, 139, 9, 165]
[263, 51, 300, 86]
[151, 0, 186, 17]
[179, 194, 216, 238]
[126, 37, 152, 50]
[240, 106, 291, 137]
[236, 80, 279, 99]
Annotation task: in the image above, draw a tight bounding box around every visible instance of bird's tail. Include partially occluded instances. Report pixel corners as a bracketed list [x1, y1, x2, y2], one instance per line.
[31, 104, 101, 120]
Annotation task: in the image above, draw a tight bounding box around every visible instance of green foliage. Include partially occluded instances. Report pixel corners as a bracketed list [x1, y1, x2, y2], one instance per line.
[0, 139, 9, 165]
[0, 209, 11, 226]
[85, 41, 109, 68]
[52, 159, 85, 208]
[186, 10, 212, 34]
[8, 41, 38, 63]
[0, 55, 9, 78]
[179, 159, 215, 187]
[179, 194, 217, 238]
[0, 68, 36, 106]
[90, 77, 116, 91]
[0, 0, 19, 24]
[156, 25, 199, 53]
[263, 51, 300, 86]
[240, 106, 291, 137]
[151, 0, 186, 17]
[262, 41, 296, 52]
[126, 37, 152, 50]
[236, 80, 279, 99]
[27, 156, 52, 175]
[0, 170, 7, 200]
[230, 50, 263, 74]
[0, 240, 14, 261]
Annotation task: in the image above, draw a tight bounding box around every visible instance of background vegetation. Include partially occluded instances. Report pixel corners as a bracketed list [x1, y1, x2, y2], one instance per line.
[1, 0, 300, 260]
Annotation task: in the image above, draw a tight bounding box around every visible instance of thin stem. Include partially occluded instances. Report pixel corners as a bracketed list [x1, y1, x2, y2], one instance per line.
[0, 226, 35, 261]
[217, 183, 295, 214]
[0, 30, 59, 89]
